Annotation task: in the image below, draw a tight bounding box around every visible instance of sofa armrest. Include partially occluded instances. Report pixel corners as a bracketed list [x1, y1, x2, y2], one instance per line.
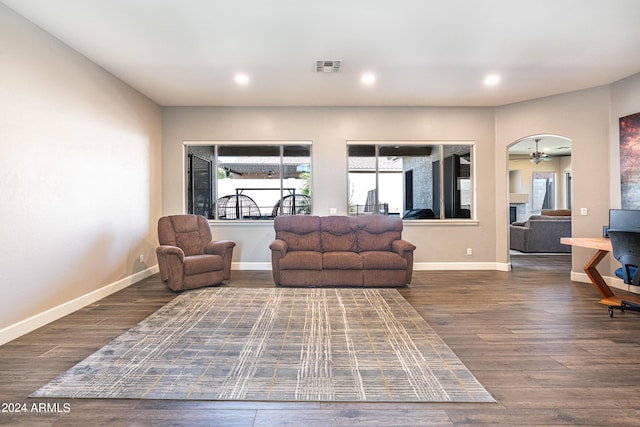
[269, 239, 288, 254]
[269, 239, 288, 285]
[392, 239, 416, 284]
[392, 239, 416, 255]
[509, 224, 528, 252]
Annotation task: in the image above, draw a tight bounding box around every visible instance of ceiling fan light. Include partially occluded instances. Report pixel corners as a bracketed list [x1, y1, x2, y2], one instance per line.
[530, 156, 543, 164]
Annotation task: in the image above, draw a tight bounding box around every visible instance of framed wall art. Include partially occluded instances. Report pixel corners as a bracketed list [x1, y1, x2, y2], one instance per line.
[620, 112, 640, 209]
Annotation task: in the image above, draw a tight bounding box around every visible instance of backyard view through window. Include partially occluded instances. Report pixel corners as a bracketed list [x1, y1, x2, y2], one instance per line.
[186, 143, 311, 220]
[348, 142, 474, 220]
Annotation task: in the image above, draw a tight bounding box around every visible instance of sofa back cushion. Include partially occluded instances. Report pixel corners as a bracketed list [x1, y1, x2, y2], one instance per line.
[274, 215, 321, 251]
[356, 215, 402, 252]
[528, 214, 571, 221]
[541, 209, 571, 216]
[524, 215, 571, 228]
[320, 216, 358, 252]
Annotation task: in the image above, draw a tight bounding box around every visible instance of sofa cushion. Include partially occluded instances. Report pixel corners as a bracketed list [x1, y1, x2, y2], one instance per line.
[322, 270, 363, 287]
[356, 216, 402, 252]
[360, 251, 407, 269]
[323, 251, 363, 269]
[320, 216, 358, 252]
[274, 216, 321, 251]
[280, 251, 323, 270]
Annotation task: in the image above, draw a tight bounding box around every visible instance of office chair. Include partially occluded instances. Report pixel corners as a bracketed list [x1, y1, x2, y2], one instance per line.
[606, 229, 640, 317]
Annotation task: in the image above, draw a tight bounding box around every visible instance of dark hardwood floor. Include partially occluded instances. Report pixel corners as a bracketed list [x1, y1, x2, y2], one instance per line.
[2, 255, 640, 426]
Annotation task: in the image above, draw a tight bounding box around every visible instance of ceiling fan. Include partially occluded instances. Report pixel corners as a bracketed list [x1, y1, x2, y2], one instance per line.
[529, 138, 550, 164]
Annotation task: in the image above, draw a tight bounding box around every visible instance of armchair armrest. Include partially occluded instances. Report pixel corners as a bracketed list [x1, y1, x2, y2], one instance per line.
[205, 240, 236, 280]
[156, 245, 185, 291]
[156, 245, 185, 262]
[205, 240, 236, 256]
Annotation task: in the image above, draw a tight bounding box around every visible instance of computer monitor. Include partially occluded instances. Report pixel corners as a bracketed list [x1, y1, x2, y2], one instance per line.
[609, 209, 640, 231]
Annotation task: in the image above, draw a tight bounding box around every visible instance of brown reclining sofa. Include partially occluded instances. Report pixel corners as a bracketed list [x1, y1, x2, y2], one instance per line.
[269, 215, 415, 287]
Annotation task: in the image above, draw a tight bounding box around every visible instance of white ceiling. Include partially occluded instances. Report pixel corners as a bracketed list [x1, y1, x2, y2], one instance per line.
[3, 0, 640, 107]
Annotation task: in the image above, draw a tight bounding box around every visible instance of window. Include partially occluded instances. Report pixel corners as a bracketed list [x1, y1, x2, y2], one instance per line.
[531, 171, 555, 214]
[348, 142, 474, 220]
[186, 143, 311, 220]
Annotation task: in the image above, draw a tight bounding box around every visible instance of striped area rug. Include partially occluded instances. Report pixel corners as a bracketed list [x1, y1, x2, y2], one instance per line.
[32, 288, 494, 402]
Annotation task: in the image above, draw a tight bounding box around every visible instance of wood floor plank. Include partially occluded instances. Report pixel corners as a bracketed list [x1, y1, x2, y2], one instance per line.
[2, 255, 640, 426]
[253, 409, 453, 427]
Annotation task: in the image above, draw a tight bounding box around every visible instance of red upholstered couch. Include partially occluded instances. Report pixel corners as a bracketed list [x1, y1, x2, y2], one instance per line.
[269, 215, 416, 287]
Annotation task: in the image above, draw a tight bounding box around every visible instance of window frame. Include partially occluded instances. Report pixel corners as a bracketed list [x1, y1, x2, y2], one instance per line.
[347, 140, 476, 222]
[184, 141, 312, 221]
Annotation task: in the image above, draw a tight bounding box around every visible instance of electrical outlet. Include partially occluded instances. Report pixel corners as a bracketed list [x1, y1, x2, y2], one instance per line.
[466, 248, 472, 256]
[139, 254, 144, 263]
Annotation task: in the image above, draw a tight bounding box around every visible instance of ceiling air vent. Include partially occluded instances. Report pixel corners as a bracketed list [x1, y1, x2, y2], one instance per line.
[315, 60, 342, 73]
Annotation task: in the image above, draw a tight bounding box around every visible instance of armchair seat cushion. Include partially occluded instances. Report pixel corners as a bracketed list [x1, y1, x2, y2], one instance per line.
[184, 254, 224, 275]
[360, 251, 407, 269]
[280, 251, 323, 270]
[323, 251, 363, 269]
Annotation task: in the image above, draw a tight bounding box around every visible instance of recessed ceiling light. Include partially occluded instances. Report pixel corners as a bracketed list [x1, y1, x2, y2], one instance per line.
[483, 73, 501, 86]
[361, 72, 376, 85]
[234, 73, 250, 86]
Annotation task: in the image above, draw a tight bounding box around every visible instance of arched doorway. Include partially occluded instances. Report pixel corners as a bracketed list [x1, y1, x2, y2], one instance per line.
[507, 135, 572, 264]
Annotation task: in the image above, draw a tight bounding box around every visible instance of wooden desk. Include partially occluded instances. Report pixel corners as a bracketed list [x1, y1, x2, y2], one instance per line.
[561, 237, 640, 307]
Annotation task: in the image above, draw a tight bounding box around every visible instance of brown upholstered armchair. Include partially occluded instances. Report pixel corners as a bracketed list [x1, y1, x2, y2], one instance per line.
[156, 214, 235, 291]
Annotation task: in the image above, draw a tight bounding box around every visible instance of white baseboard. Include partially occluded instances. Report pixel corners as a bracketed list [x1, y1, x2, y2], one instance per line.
[232, 262, 272, 270]
[571, 271, 640, 294]
[233, 261, 512, 272]
[414, 262, 512, 271]
[569, 271, 592, 284]
[0, 265, 159, 346]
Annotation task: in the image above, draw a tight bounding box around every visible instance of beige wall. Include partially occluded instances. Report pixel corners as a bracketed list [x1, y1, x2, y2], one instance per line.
[0, 5, 162, 343]
[161, 107, 500, 269]
[161, 83, 627, 274]
[3, 0, 640, 343]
